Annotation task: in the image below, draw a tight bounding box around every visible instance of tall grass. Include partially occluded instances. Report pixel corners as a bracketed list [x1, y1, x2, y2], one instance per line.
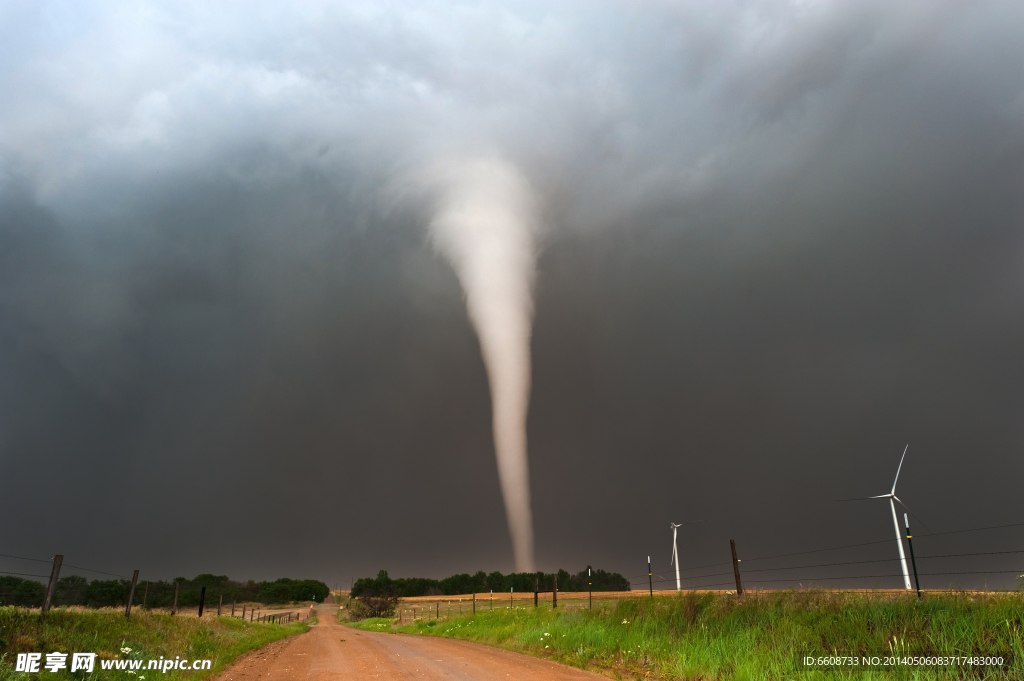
[348, 590, 1024, 680]
[0, 607, 307, 681]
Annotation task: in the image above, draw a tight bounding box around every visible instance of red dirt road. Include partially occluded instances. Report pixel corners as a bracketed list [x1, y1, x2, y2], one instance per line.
[216, 604, 606, 681]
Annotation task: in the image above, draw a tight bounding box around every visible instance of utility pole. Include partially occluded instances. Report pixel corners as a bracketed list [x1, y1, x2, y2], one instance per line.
[42, 555, 63, 615]
[904, 514, 922, 598]
[730, 540, 743, 596]
[648, 557, 653, 599]
[588, 568, 592, 610]
[125, 570, 139, 619]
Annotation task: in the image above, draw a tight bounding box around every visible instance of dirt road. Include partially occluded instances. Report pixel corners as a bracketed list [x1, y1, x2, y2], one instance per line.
[216, 604, 606, 681]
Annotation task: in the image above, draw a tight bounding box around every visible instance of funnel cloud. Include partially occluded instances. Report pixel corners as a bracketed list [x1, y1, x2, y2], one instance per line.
[428, 157, 538, 572]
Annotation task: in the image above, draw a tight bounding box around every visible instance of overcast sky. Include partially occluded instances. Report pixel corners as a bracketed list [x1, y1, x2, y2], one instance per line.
[2, 0, 1023, 591]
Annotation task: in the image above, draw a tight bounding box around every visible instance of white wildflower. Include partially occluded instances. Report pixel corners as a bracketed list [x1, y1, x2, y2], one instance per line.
[120, 647, 132, 654]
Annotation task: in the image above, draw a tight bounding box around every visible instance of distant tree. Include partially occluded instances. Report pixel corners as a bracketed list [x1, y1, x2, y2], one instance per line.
[567, 566, 629, 592]
[486, 571, 505, 592]
[86, 579, 130, 607]
[54, 575, 89, 606]
[0, 576, 45, 607]
[192, 574, 230, 587]
[266, 578, 329, 603]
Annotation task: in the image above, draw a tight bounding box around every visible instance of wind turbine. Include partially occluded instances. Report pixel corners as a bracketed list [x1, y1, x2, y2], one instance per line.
[843, 445, 916, 590]
[669, 520, 704, 591]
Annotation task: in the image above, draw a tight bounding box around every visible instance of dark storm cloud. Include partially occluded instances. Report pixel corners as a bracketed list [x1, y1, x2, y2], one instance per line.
[1, 1, 1023, 588]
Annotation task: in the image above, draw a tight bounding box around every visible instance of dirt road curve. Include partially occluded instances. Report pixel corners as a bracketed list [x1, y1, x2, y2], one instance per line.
[216, 604, 606, 681]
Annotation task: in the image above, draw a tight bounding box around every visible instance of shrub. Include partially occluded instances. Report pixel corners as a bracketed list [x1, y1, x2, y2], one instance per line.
[352, 571, 399, 619]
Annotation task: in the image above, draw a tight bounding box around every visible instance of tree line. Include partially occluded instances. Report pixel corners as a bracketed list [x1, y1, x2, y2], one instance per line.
[351, 567, 629, 599]
[0, 573, 330, 608]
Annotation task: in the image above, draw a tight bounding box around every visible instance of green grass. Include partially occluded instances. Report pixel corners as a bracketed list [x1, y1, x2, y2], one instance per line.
[346, 591, 1024, 680]
[0, 607, 308, 681]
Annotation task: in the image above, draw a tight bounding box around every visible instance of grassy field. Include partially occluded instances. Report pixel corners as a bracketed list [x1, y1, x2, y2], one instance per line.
[0, 607, 310, 681]
[346, 590, 1024, 680]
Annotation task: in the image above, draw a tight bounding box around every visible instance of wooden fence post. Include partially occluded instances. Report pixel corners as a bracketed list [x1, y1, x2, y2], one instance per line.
[142, 582, 149, 610]
[534, 577, 538, 607]
[218, 594, 222, 616]
[730, 539, 744, 596]
[472, 593, 475, 615]
[42, 554, 63, 615]
[125, 570, 140, 619]
[172, 582, 179, 615]
[552, 573, 557, 609]
[198, 586, 207, 617]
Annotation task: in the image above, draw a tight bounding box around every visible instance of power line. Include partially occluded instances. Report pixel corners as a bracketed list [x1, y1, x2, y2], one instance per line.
[729, 549, 1024, 577]
[1, 571, 52, 578]
[632, 549, 1024, 587]
[917, 549, 1024, 560]
[61, 564, 129, 579]
[635, 566, 1024, 591]
[0, 553, 52, 564]
[744, 569, 1024, 584]
[2, 553, 129, 579]
[742, 538, 896, 564]
[918, 521, 1024, 539]
[634, 520, 1024, 580]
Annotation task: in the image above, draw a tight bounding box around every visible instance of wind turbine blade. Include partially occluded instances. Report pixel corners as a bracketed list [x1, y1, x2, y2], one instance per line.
[867, 494, 893, 499]
[836, 497, 874, 501]
[891, 496, 932, 534]
[891, 444, 908, 495]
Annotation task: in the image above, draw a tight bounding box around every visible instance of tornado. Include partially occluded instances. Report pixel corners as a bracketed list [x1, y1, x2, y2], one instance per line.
[429, 156, 537, 572]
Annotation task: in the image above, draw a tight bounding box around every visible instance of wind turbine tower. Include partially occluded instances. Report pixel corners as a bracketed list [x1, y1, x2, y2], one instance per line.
[844, 445, 917, 590]
[870, 446, 912, 590]
[669, 520, 704, 592]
